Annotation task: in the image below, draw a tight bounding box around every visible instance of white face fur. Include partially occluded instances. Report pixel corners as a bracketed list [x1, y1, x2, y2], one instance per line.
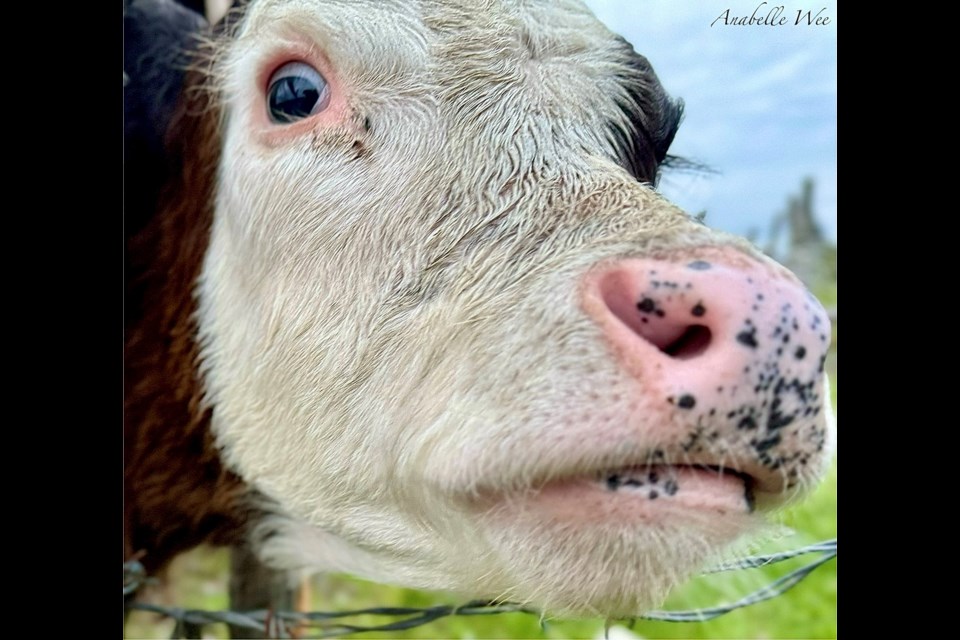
[197, 0, 834, 616]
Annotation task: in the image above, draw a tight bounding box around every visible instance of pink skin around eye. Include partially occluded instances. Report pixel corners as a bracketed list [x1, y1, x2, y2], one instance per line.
[253, 44, 355, 147]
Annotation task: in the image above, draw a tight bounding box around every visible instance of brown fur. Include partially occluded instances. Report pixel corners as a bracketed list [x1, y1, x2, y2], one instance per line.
[124, 70, 247, 576]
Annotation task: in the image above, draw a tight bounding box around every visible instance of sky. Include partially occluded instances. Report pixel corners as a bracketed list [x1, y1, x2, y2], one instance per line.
[583, 0, 837, 244]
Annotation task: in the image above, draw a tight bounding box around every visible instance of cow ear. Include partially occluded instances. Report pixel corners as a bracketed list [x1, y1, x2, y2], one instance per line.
[652, 95, 683, 165]
[124, 0, 209, 236]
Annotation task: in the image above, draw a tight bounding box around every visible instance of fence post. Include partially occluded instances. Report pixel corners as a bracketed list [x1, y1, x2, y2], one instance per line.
[228, 545, 300, 639]
[171, 620, 203, 639]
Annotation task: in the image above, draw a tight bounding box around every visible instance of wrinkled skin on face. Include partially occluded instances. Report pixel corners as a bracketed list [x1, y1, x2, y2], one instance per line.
[195, 0, 834, 616]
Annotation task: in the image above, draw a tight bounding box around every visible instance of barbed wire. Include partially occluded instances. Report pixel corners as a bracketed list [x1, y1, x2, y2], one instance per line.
[124, 538, 836, 638]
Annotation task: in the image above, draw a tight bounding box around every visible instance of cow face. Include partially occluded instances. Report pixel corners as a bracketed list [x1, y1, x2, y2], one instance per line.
[194, 0, 833, 615]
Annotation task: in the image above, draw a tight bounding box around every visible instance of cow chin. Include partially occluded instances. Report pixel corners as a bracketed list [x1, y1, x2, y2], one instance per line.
[468, 462, 763, 615]
[475, 507, 758, 616]
[247, 474, 760, 617]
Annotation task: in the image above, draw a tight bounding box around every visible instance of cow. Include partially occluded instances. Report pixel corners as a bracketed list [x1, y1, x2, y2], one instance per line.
[124, 0, 835, 619]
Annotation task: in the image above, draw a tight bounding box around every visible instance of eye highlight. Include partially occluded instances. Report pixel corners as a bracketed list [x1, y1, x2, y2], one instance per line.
[266, 61, 330, 124]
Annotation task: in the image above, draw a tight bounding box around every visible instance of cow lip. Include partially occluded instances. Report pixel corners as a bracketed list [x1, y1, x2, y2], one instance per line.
[475, 461, 775, 523]
[595, 464, 760, 511]
[600, 464, 754, 487]
[468, 453, 791, 510]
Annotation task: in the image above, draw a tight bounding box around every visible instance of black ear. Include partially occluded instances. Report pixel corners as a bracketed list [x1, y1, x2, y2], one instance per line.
[607, 37, 685, 185]
[124, 0, 208, 237]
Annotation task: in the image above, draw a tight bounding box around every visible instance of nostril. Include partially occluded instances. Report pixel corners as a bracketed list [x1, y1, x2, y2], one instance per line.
[630, 320, 712, 360]
[597, 269, 714, 360]
[661, 325, 711, 360]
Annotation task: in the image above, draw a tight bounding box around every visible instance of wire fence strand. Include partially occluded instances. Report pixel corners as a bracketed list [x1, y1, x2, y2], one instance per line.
[124, 539, 836, 638]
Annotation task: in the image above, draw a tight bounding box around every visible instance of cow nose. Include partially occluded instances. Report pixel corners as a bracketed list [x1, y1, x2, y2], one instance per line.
[583, 248, 831, 421]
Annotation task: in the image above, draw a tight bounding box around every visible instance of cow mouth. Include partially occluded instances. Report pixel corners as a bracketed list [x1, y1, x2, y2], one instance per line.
[596, 464, 758, 512]
[487, 461, 785, 523]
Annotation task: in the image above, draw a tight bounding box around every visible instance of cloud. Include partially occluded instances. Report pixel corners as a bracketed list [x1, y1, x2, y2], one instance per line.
[583, 0, 838, 243]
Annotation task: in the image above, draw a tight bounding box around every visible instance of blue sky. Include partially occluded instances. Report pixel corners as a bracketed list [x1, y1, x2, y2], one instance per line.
[583, 0, 837, 244]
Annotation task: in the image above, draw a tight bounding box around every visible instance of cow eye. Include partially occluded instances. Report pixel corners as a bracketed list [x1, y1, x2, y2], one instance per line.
[266, 62, 330, 124]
